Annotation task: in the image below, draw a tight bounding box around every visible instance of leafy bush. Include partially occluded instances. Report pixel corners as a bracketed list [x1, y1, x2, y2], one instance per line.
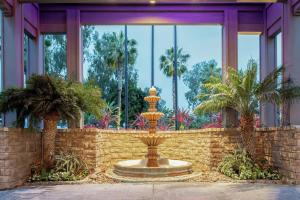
[218, 149, 280, 180]
[29, 152, 88, 182]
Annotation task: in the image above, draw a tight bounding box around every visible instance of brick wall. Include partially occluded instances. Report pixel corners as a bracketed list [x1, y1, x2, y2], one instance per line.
[0, 128, 41, 190]
[55, 129, 98, 172]
[57, 128, 241, 172]
[1, 127, 299, 190]
[56, 128, 300, 184]
[255, 127, 300, 184]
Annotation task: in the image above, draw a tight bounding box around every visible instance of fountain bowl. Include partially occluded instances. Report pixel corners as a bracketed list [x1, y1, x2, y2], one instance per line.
[113, 159, 193, 178]
[134, 133, 171, 146]
[141, 112, 164, 121]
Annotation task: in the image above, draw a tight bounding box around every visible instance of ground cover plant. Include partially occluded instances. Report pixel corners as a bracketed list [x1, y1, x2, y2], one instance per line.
[29, 152, 88, 182]
[218, 149, 280, 180]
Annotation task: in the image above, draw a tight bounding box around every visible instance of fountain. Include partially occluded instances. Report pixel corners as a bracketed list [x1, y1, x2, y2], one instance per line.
[110, 87, 194, 179]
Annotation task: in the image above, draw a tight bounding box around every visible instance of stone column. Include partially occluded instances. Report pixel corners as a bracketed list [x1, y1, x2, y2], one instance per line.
[2, 1, 24, 127]
[222, 9, 239, 127]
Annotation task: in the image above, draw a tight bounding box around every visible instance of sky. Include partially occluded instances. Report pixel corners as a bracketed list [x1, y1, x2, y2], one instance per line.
[83, 25, 261, 110]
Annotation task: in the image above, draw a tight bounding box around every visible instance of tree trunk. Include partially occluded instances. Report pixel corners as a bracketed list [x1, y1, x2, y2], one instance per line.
[240, 115, 256, 159]
[172, 77, 176, 115]
[117, 68, 123, 129]
[43, 114, 59, 169]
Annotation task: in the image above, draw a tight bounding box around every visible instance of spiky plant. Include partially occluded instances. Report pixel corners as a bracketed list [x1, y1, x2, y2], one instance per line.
[195, 60, 300, 160]
[0, 75, 105, 169]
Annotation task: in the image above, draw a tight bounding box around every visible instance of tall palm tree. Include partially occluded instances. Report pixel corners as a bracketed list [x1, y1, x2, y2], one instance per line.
[195, 60, 300, 161]
[0, 75, 105, 169]
[100, 31, 137, 128]
[160, 47, 190, 112]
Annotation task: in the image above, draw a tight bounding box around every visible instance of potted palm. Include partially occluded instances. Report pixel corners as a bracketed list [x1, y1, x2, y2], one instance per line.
[0, 75, 105, 169]
[195, 60, 300, 161]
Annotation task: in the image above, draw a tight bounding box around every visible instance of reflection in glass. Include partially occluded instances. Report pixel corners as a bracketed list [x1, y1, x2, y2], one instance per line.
[44, 34, 67, 78]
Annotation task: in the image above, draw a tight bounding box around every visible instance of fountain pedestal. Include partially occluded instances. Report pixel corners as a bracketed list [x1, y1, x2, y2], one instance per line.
[111, 87, 193, 179]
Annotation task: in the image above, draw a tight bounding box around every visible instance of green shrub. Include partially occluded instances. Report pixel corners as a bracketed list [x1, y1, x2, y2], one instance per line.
[29, 152, 88, 182]
[218, 148, 280, 180]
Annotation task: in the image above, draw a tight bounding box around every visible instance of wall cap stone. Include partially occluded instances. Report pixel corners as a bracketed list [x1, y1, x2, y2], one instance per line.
[255, 126, 298, 132]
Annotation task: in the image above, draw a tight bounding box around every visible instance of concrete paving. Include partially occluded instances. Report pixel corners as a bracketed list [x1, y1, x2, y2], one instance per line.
[0, 183, 299, 200]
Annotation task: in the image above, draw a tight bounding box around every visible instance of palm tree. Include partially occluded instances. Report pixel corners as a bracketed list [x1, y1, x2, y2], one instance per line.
[0, 75, 105, 169]
[159, 47, 190, 112]
[195, 60, 300, 161]
[100, 31, 137, 128]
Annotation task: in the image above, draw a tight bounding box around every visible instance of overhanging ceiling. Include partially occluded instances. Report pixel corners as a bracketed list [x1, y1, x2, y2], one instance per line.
[19, 0, 281, 4]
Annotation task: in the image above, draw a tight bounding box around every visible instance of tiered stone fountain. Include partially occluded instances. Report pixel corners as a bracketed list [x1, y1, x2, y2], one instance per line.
[111, 87, 193, 179]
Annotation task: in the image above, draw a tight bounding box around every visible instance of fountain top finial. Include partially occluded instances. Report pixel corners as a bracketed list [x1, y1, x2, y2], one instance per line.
[149, 86, 157, 96]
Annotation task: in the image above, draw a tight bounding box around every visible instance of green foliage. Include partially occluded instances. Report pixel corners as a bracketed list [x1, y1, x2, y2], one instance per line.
[0, 75, 105, 127]
[218, 149, 280, 180]
[160, 47, 190, 78]
[183, 60, 221, 110]
[195, 59, 300, 125]
[183, 60, 222, 128]
[44, 35, 67, 78]
[29, 152, 88, 182]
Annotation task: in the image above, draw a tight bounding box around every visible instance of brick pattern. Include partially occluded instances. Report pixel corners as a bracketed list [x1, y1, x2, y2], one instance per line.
[57, 128, 241, 172]
[255, 127, 300, 184]
[0, 128, 41, 190]
[1, 127, 299, 190]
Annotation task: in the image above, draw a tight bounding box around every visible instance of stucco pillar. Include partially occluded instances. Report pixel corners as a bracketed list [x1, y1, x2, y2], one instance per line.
[282, 2, 300, 126]
[2, 1, 24, 127]
[66, 9, 83, 128]
[260, 32, 277, 127]
[222, 9, 239, 127]
[66, 9, 82, 82]
[28, 35, 44, 76]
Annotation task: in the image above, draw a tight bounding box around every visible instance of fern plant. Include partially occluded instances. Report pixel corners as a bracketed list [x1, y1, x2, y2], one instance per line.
[0, 75, 105, 168]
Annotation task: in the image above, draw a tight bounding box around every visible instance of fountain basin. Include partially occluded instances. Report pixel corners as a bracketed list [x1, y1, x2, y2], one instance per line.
[113, 159, 193, 178]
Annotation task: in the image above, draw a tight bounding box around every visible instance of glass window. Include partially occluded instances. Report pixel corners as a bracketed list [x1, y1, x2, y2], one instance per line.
[43, 34, 67, 78]
[82, 25, 125, 128]
[238, 33, 261, 124]
[23, 33, 30, 128]
[275, 32, 283, 126]
[43, 34, 68, 128]
[238, 33, 260, 80]
[154, 26, 174, 128]
[81, 25, 223, 130]
[177, 25, 222, 129]
[24, 33, 29, 87]
[0, 10, 2, 127]
[127, 25, 150, 125]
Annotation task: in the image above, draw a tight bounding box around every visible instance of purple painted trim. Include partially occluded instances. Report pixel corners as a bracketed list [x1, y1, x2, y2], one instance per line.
[23, 3, 39, 37]
[0, 0, 13, 16]
[266, 3, 282, 29]
[40, 4, 264, 32]
[292, 0, 300, 15]
[81, 11, 224, 25]
[39, 4, 265, 12]
[267, 18, 281, 37]
[23, 4, 39, 28]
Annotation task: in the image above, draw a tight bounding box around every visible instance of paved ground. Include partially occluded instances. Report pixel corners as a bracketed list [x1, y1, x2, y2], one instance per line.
[0, 183, 299, 200]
